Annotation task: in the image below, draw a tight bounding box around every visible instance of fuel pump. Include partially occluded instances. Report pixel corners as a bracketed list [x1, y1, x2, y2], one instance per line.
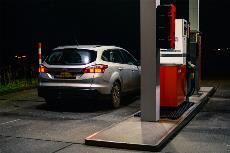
[157, 1, 196, 108]
[185, 24, 196, 101]
[189, 31, 202, 95]
[160, 19, 188, 107]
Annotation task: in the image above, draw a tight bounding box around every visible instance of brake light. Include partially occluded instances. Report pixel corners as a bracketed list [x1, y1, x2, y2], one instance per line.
[38, 65, 48, 73]
[82, 64, 108, 73]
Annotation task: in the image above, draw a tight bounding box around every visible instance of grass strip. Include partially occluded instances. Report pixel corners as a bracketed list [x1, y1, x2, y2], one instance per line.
[0, 79, 37, 95]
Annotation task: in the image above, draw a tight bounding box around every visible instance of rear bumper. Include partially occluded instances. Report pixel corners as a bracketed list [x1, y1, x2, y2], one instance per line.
[37, 86, 102, 99]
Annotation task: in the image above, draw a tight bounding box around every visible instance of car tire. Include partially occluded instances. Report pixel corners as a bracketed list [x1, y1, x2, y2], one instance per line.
[111, 82, 121, 108]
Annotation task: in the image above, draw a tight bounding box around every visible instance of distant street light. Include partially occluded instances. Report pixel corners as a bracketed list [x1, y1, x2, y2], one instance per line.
[14, 55, 27, 59]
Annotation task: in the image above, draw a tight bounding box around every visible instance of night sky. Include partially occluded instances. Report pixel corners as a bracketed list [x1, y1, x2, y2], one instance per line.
[200, 0, 230, 47]
[0, 0, 230, 78]
[0, 0, 140, 66]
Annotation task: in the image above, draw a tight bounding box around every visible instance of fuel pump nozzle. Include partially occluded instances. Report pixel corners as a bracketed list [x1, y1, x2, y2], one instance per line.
[188, 61, 195, 79]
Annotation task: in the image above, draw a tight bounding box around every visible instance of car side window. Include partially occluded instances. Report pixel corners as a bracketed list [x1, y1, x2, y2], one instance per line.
[101, 50, 110, 62]
[102, 50, 123, 63]
[120, 49, 137, 65]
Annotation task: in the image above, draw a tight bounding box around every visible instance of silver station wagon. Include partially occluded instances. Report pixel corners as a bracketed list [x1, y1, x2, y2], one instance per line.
[38, 45, 141, 108]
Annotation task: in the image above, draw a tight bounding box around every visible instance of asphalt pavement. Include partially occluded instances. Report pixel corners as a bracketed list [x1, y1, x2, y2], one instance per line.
[161, 80, 230, 153]
[0, 79, 229, 153]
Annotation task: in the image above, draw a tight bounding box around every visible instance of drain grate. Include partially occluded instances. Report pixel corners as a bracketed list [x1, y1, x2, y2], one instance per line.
[134, 101, 194, 120]
[160, 101, 194, 120]
[0, 99, 7, 100]
[15, 99, 29, 102]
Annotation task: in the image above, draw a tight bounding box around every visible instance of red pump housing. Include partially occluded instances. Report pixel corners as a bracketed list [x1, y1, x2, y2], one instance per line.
[160, 65, 186, 107]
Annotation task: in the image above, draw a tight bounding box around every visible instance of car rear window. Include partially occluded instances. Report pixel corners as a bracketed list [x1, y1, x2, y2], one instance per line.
[45, 49, 97, 65]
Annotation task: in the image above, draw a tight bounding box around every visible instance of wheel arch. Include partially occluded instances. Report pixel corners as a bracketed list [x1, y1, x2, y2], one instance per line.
[110, 72, 123, 92]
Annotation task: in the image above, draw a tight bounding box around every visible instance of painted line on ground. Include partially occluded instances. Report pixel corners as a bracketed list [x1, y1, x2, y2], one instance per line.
[0, 119, 21, 125]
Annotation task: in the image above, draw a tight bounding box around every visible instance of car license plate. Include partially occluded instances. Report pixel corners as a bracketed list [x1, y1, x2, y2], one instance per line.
[59, 72, 75, 78]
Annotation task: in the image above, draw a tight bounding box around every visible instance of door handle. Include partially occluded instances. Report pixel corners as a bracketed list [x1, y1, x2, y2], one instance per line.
[118, 68, 123, 71]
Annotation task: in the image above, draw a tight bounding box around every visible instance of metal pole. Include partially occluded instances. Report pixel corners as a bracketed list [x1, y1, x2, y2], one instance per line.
[189, 0, 200, 94]
[140, 0, 160, 122]
[38, 42, 42, 65]
[189, 0, 199, 31]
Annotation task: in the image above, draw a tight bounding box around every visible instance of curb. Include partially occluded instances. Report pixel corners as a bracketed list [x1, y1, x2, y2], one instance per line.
[85, 87, 215, 152]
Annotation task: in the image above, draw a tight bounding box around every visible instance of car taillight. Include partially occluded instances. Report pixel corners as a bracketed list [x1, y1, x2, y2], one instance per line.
[38, 65, 48, 73]
[82, 64, 108, 73]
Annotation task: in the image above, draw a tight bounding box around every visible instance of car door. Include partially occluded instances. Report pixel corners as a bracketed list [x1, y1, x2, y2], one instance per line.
[108, 49, 133, 92]
[120, 49, 140, 91]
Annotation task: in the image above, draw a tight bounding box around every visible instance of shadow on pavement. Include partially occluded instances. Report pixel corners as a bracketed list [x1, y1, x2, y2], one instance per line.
[36, 99, 113, 113]
[35, 92, 140, 113]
